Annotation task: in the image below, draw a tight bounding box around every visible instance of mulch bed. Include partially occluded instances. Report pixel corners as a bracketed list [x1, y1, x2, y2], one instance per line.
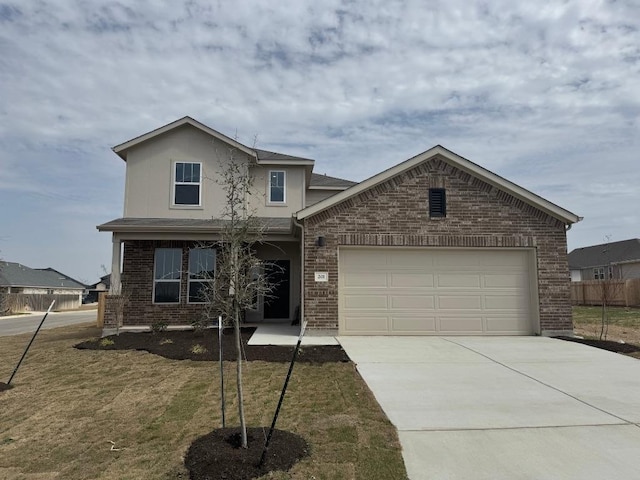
[555, 336, 640, 354]
[74, 327, 350, 363]
[0, 382, 12, 392]
[185, 427, 309, 480]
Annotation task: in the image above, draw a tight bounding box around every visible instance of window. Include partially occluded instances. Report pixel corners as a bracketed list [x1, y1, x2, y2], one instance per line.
[268, 170, 285, 203]
[188, 248, 216, 303]
[154, 248, 182, 303]
[429, 188, 446, 218]
[174, 162, 201, 206]
[593, 266, 613, 280]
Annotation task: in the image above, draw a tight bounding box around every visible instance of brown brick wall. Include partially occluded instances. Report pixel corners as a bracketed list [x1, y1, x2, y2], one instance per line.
[115, 240, 210, 326]
[303, 158, 573, 334]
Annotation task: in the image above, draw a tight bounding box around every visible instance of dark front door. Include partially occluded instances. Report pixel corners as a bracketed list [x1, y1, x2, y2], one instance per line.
[264, 260, 290, 319]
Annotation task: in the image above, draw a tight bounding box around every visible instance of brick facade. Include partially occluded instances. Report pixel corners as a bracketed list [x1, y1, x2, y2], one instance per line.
[116, 240, 210, 326]
[302, 158, 573, 335]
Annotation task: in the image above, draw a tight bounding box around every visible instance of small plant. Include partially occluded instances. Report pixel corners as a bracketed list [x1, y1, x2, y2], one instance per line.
[99, 338, 115, 347]
[159, 338, 173, 345]
[151, 321, 168, 334]
[190, 344, 207, 354]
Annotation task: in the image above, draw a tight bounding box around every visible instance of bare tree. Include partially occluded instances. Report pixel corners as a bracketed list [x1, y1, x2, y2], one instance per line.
[197, 143, 280, 448]
[597, 237, 625, 340]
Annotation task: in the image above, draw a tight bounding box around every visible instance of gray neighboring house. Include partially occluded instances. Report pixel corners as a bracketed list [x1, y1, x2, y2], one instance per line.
[85, 274, 111, 303]
[568, 238, 640, 282]
[0, 261, 86, 311]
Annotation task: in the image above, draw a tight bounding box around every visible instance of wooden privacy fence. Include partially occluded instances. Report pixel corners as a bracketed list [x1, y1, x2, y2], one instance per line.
[571, 279, 640, 307]
[4, 293, 81, 313]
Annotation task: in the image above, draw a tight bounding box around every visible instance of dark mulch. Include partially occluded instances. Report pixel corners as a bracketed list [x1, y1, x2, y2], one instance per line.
[555, 336, 640, 354]
[74, 328, 350, 363]
[185, 427, 309, 480]
[0, 382, 13, 392]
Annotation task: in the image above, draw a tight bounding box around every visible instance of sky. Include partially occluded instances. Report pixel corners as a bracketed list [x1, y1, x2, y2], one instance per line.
[0, 0, 639, 284]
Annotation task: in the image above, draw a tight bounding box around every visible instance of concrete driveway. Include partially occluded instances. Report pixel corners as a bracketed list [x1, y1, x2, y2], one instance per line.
[338, 336, 640, 480]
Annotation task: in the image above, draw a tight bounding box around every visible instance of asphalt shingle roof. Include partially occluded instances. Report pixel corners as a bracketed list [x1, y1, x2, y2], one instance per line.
[310, 172, 357, 188]
[568, 238, 640, 269]
[0, 262, 85, 289]
[97, 217, 293, 233]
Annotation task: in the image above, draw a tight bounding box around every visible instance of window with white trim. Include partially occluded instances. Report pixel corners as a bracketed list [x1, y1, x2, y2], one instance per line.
[153, 248, 182, 303]
[593, 266, 613, 280]
[268, 170, 286, 203]
[174, 162, 201, 206]
[188, 248, 216, 303]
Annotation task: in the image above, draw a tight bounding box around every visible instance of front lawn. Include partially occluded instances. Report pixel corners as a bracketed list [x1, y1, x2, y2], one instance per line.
[0, 324, 407, 479]
[572, 306, 640, 358]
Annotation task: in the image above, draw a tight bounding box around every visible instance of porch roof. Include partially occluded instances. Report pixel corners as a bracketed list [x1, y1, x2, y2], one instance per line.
[97, 217, 294, 235]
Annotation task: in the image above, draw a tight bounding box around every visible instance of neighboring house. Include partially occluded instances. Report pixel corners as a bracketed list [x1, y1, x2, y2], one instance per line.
[98, 116, 581, 336]
[84, 274, 111, 303]
[0, 261, 86, 311]
[568, 238, 640, 282]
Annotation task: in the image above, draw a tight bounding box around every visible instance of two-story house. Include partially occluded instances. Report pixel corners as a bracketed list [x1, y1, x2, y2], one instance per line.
[99, 116, 581, 336]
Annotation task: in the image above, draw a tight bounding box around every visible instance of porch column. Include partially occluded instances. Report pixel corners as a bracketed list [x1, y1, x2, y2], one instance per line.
[110, 234, 122, 294]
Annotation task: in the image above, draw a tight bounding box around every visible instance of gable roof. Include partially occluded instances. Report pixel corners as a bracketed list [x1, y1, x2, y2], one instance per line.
[568, 238, 640, 269]
[113, 116, 257, 160]
[296, 145, 581, 225]
[36, 267, 87, 288]
[0, 262, 85, 290]
[310, 173, 357, 189]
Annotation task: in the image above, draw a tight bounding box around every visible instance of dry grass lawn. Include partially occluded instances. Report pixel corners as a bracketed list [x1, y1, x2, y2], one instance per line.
[573, 306, 640, 359]
[0, 323, 407, 479]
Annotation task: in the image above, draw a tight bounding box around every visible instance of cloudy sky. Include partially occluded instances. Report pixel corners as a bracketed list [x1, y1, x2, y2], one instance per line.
[1, 0, 638, 283]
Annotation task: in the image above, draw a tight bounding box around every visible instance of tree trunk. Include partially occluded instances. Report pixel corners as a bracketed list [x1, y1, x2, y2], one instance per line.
[234, 298, 248, 448]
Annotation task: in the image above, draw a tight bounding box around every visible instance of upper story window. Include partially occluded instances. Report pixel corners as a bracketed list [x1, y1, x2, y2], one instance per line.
[429, 188, 446, 218]
[188, 248, 216, 303]
[174, 162, 201, 206]
[153, 248, 182, 303]
[268, 171, 286, 204]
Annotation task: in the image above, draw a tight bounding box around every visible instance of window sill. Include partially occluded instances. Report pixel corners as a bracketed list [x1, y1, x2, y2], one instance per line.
[266, 202, 288, 207]
[170, 205, 203, 210]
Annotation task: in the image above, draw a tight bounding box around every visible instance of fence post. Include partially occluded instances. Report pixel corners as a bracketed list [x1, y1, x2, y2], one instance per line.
[97, 292, 106, 328]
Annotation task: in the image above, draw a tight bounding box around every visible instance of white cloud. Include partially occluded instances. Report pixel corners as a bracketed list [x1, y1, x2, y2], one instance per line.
[0, 0, 639, 280]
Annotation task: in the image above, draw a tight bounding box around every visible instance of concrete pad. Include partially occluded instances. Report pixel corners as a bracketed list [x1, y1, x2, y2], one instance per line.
[356, 362, 621, 430]
[400, 424, 640, 480]
[338, 336, 491, 364]
[248, 324, 339, 346]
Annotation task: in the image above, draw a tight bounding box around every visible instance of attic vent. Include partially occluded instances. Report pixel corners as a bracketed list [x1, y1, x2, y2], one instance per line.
[429, 188, 446, 218]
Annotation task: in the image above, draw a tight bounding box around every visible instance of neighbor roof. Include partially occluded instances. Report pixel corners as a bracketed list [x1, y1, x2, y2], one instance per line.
[97, 217, 294, 234]
[568, 238, 640, 269]
[296, 145, 582, 225]
[0, 262, 85, 290]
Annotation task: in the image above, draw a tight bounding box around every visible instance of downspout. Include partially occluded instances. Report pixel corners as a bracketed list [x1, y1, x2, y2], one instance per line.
[293, 215, 305, 332]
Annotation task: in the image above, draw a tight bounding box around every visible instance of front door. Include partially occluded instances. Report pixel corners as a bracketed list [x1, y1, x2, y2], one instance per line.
[264, 260, 290, 320]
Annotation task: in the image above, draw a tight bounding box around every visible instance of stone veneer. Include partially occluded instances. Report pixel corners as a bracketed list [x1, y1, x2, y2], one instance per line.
[302, 157, 573, 335]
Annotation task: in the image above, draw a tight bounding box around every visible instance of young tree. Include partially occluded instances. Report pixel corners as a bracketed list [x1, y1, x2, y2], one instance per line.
[198, 143, 280, 448]
[597, 237, 624, 340]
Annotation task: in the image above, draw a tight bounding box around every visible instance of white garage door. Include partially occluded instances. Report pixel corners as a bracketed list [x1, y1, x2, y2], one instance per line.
[339, 248, 535, 335]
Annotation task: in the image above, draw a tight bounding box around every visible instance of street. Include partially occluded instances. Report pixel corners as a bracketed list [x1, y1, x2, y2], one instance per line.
[0, 310, 97, 337]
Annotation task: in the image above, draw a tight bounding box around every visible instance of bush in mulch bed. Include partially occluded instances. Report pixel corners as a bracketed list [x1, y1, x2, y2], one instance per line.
[0, 382, 13, 392]
[74, 327, 350, 363]
[555, 336, 640, 354]
[185, 427, 309, 480]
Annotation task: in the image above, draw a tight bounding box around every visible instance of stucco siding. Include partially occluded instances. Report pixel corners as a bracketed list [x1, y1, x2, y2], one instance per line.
[305, 189, 342, 207]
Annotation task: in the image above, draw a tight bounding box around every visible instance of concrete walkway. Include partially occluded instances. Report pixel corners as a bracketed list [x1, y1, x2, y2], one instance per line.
[338, 336, 640, 480]
[247, 323, 339, 345]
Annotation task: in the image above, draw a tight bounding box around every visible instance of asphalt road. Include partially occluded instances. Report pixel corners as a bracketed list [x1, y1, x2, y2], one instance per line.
[0, 310, 97, 337]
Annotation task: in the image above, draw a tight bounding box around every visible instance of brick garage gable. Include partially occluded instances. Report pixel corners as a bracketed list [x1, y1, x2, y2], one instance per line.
[303, 157, 572, 334]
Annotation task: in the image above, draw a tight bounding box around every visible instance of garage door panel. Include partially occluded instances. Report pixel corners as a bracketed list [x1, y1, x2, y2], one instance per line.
[344, 295, 388, 309]
[390, 273, 434, 287]
[439, 316, 484, 332]
[438, 274, 481, 288]
[343, 316, 389, 332]
[339, 248, 534, 335]
[484, 273, 527, 288]
[390, 295, 435, 310]
[391, 316, 437, 332]
[438, 295, 483, 310]
[343, 272, 388, 287]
